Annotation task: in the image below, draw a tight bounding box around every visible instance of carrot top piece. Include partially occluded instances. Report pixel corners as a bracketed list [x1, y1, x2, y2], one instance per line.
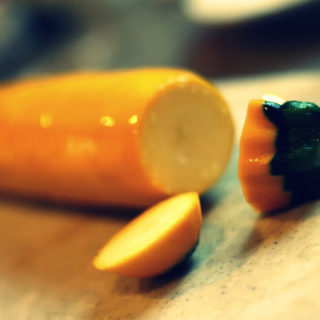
[239, 98, 320, 213]
[93, 192, 202, 278]
[238, 99, 290, 213]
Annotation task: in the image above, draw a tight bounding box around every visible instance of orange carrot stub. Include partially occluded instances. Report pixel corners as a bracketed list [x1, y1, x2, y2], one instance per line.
[0, 68, 234, 207]
[238, 99, 290, 212]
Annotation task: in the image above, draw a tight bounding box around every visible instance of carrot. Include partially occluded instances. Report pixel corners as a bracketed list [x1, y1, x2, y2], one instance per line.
[93, 192, 202, 277]
[238, 99, 291, 212]
[0, 68, 234, 207]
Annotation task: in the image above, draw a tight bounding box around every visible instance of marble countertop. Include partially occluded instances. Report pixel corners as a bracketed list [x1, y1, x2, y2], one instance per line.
[1, 71, 320, 320]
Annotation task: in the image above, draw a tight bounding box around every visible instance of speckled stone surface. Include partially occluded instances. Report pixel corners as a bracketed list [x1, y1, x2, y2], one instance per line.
[1, 72, 320, 320]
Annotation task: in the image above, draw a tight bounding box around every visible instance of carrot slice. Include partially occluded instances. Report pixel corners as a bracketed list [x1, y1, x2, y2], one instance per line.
[93, 192, 202, 278]
[0, 68, 233, 207]
[238, 99, 291, 212]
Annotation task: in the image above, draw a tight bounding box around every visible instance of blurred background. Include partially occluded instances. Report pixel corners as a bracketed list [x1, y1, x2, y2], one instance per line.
[0, 0, 320, 82]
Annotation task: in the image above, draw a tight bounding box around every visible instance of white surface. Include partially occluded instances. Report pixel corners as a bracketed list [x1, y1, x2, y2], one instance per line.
[183, 0, 314, 24]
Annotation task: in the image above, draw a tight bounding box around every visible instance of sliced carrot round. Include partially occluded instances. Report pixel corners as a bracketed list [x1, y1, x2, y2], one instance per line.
[93, 192, 202, 277]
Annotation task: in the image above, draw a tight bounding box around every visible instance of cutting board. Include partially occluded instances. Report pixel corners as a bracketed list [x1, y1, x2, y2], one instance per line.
[1, 71, 320, 320]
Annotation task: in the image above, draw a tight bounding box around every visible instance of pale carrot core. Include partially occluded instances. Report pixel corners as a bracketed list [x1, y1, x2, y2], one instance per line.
[139, 80, 233, 194]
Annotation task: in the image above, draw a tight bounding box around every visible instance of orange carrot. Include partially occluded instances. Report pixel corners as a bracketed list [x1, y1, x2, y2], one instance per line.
[93, 192, 202, 277]
[0, 68, 234, 207]
[238, 99, 290, 212]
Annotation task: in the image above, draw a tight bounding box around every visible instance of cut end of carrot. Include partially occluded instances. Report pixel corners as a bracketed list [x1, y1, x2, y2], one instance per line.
[93, 192, 202, 278]
[261, 93, 285, 105]
[139, 77, 234, 195]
